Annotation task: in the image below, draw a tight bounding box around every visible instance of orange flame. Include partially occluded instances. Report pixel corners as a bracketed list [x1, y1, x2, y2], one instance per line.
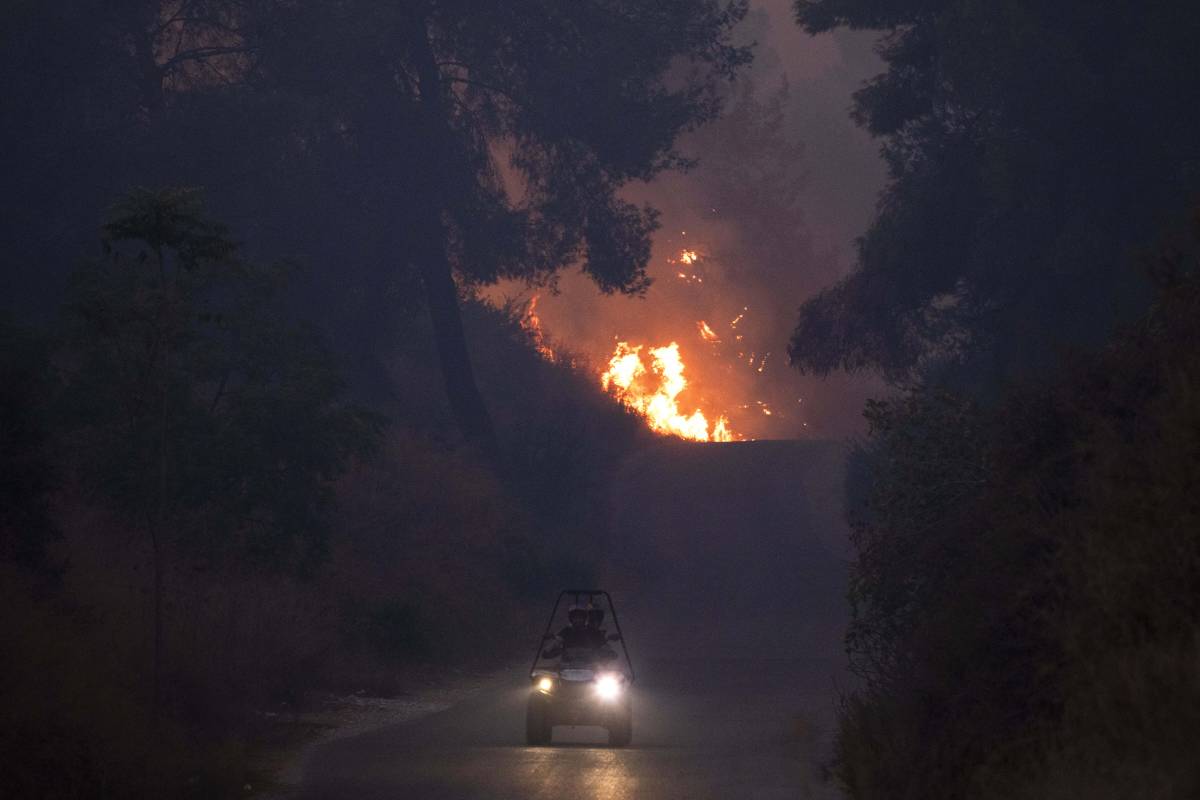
[601, 341, 734, 442]
[521, 295, 555, 360]
[697, 320, 720, 343]
[670, 249, 703, 283]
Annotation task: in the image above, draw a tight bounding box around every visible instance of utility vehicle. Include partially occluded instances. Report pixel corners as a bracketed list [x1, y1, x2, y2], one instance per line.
[526, 589, 634, 746]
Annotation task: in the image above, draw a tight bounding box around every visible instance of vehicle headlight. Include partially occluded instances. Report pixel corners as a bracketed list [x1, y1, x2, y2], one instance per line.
[594, 674, 622, 701]
[536, 677, 554, 693]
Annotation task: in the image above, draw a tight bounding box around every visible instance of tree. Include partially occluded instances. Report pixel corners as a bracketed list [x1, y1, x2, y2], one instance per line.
[832, 213, 1200, 799]
[0, 1, 262, 312]
[60, 187, 378, 724]
[255, 1, 751, 458]
[788, 0, 1200, 387]
[3, 2, 752, 457]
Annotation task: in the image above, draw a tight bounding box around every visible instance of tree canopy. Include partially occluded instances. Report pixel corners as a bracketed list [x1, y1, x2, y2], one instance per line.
[62, 187, 379, 568]
[789, 0, 1200, 386]
[2, 1, 752, 456]
[243, 1, 753, 452]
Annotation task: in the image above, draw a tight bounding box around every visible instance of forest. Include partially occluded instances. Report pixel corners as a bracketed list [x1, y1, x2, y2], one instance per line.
[2, 1, 1198, 798]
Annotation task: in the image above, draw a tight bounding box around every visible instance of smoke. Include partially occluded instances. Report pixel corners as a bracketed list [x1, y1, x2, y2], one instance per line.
[488, 2, 887, 441]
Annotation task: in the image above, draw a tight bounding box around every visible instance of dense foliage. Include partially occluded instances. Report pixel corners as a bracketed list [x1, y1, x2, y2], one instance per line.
[2, 0, 752, 453]
[64, 188, 380, 568]
[0, 191, 646, 797]
[789, 0, 1200, 385]
[836, 218, 1200, 799]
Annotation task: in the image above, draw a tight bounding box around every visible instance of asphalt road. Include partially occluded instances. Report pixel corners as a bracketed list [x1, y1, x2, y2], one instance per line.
[295, 655, 842, 799]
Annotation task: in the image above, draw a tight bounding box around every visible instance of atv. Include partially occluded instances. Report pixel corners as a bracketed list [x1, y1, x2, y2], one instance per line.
[526, 589, 635, 747]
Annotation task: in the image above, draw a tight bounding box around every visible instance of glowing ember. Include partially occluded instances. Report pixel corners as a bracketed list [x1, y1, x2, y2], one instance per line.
[669, 249, 704, 283]
[697, 320, 720, 343]
[601, 341, 734, 442]
[521, 295, 555, 360]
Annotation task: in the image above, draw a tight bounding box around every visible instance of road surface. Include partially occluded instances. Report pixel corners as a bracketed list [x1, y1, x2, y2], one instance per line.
[294, 656, 843, 799]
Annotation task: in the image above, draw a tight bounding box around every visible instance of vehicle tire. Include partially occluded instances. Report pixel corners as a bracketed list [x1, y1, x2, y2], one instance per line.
[526, 696, 552, 746]
[607, 705, 632, 748]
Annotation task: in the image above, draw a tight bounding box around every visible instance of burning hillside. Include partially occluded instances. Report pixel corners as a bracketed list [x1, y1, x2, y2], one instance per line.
[496, 216, 879, 443]
[512, 243, 783, 442]
[519, 288, 735, 442]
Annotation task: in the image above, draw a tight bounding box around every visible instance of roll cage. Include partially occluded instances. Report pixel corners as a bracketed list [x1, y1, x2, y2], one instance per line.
[529, 589, 635, 682]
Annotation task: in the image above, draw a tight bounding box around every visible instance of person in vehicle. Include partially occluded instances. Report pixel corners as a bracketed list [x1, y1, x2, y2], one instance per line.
[586, 608, 618, 662]
[586, 608, 609, 645]
[541, 606, 591, 659]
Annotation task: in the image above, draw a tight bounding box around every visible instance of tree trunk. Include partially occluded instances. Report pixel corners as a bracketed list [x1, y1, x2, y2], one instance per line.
[418, 231, 501, 462]
[151, 243, 169, 733]
[410, 17, 501, 464]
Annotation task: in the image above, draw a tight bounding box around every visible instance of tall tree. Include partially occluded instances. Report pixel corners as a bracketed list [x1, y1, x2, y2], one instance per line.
[788, 0, 1200, 386]
[0, 1, 260, 308]
[60, 188, 378, 724]
[3, 2, 750, 454]
[259, 1, 750, 457]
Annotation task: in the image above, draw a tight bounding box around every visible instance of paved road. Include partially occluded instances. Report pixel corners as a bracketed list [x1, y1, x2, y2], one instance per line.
[295, 656, 843, 799]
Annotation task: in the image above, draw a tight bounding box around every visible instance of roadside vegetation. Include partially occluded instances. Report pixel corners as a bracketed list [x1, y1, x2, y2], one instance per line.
[835, 220, 1200, 798]
[789, 0, 1200, 795]
[0, 191, 645, 798]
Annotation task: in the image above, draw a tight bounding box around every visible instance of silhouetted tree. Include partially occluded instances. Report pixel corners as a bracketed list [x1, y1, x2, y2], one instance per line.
[789, 0, 1200, 387]
[3, 3, 752, 456]
[255, 1, 752, 458]
[59, 188, 379, 724]
[833, 210, 1200, 799]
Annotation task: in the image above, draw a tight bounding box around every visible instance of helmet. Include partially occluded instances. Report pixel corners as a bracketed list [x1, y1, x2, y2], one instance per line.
[587, 608, 605, 627]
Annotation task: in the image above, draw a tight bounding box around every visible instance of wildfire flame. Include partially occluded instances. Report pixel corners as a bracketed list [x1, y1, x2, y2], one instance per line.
[521, 295, 556, 360]
[514, 244, 752, 442]
[671, 249, 703, 283]
[601, 342, 734, 442]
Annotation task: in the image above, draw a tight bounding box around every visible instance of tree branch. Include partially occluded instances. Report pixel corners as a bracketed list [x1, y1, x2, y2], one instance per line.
[159, 45, 256, 73]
